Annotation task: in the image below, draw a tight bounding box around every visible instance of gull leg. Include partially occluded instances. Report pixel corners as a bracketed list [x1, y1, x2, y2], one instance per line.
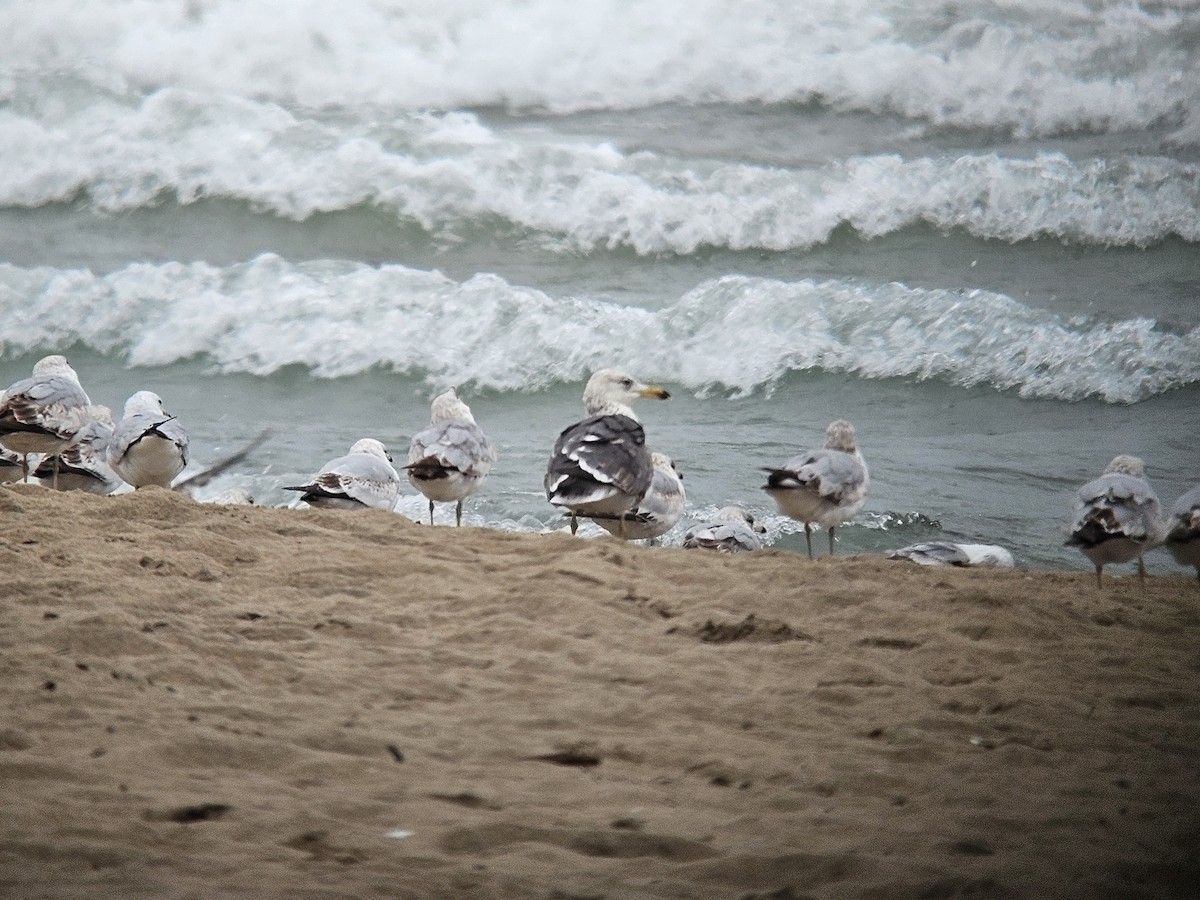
[53, 455, 61, 490]
[804, 523, 813, 560]
[828, 526, 836, 557]
[1137, 556, 1146, 588]
[21, 454, 29, 483]
[618, 515, 627, 541]
[1095, 564, 1103, 590]
[455, 500, 463, 527]
[569, 513, 578, 536]
[428, 499, 435, 526]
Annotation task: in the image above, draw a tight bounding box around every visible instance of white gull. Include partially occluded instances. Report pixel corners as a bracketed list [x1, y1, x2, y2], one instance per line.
[593, 451, 685, 543]
[284, 438, 401, 512]
[107, 391, 190, 489]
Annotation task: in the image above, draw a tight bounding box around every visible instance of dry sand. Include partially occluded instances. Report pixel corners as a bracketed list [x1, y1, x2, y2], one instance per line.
[2, 483, 1198, 900]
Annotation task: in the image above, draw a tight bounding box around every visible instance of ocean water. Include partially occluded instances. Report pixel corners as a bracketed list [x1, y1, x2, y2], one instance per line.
[1, 0, 1197, 571]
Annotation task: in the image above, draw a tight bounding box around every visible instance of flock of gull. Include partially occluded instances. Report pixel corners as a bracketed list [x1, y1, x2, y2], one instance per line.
[2, 356, 1198, 586]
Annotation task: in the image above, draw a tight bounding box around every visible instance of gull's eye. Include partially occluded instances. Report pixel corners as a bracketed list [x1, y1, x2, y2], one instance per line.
[620, 378, 633, 388]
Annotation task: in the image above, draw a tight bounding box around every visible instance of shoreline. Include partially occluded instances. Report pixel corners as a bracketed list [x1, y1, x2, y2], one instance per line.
[2, 484, 1197, 899]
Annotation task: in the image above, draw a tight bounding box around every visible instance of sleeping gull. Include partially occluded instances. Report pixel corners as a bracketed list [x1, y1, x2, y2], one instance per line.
[284, 438, 401, 512]
[887, 541, 1015, 568]
[33, 406, 122, 495]
[763, 419, 869, 559]
[0, 355, 94, 484]
[592, 451, 685, 542]
[106, 391, 190, 489]
[405, 388, 497, 526]
[1164, 484, 1200, 585]
[545, 369, 670, 537]
[1066, 455, 1167, 588]
[682, 505, 766, 554]
[207, 487, 255, 506]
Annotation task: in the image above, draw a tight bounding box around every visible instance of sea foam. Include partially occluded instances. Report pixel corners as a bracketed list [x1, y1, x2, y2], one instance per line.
[2, 256, 1195, 404]
[1, 89, 1197, 250]
[0, 0, 1196, 141]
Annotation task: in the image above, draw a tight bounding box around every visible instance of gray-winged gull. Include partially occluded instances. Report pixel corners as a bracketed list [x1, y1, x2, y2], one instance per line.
[405, 388, 497, 526]
[0, 355, 94, 485]
[1, 447, 25, 484]
[544, 369, 670, 537]
[682, 505, 766, 553]
[33, 406, 122, 495]
[887, 541, 1015, 568]
[763, 419, 869, 559]
[1066, 455, 1167, 588]
[1164, 484, 1200, 585]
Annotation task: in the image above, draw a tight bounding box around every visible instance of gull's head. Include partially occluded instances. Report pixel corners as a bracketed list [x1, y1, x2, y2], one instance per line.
[824, 419, 858, 453]
[429, 387, 475, 424]
[349, 437, 391, 462]
[650, 451, 680, 478]
[124, 391, 167, 417]
[212, 487, 255, 506]
[583, 369, 670, 419]
[32, 355, 76, 379]
[714, 505, 766, 533]
[1104, 454, 1145, 477]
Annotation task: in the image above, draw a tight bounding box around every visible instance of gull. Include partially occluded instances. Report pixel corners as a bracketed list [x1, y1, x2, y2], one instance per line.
[1164, 485, 1200, 585]
[33, 406, 122, 495]
[887, 541, 1015, 568]
[763, 419, 869, 559]
[1, 447, 27, 484]
[1066, 455, 1167, 588]
[207, 487, 255, 506]
[0, 355, 94, 485]
[106, 391, 190, 489]
[284, 438, 401, 512]
[592, 451, 685, 542]
[405, 388, 497, 526]
[545, 369, 670, 537]
[682, 505, 767, 553]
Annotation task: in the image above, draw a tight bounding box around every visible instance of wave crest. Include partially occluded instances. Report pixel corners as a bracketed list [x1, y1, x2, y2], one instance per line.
[2, 256, 1195, 403]
[2, 90, 1197, 250]
[1, 0, 1197, 140]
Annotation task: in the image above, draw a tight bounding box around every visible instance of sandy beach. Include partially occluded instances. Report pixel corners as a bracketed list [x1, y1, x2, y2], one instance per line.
[2, 483, 1198, 899]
